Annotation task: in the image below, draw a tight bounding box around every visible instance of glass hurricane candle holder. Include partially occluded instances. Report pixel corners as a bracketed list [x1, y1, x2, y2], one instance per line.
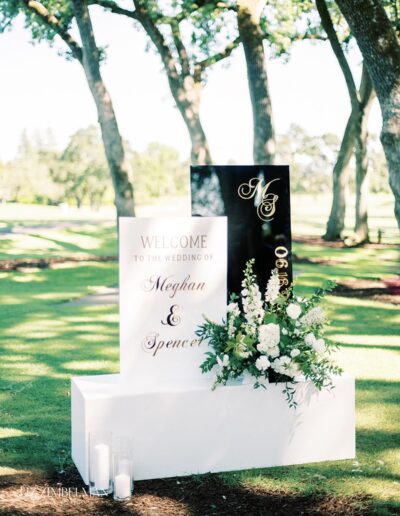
[113, 451, 133, 501]
[88, 433, 112, 496]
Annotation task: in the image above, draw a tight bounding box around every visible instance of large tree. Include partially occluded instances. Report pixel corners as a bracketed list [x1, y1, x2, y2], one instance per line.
[0, 0, 135, 216]
[335, 0, 400, 230]
[95, 0, 240, 165]
[94, 0, 283, 165]
[316, 0, 375, 242]
[323, 69, 375, 242]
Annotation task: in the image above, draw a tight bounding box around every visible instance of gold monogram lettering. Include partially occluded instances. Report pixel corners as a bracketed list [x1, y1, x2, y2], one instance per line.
[237, 177, 280, 222]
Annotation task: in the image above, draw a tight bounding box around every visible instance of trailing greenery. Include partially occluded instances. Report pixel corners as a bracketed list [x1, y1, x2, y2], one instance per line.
[198, 259, 342, 407]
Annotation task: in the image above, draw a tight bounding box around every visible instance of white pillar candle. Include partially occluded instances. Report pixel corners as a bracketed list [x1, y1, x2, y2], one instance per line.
[114, 473, 131, 499]
[92, 444, 110, 490]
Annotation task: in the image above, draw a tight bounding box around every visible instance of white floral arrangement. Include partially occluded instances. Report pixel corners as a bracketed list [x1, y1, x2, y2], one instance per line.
[198, 259, 342, 407]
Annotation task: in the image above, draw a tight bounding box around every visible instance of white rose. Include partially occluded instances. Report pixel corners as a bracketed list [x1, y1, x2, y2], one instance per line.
[286, 303, 302, 320]
[290, 348, 300, 358]
[268, 345, 280, 358]
[271, 355, 292, 374]
[280, 356, 291, 365]
[312, 338, 326, 355]
[287, 363, 301, 378]
[255, 356, 271, 371]
[256, 342, 268, 353]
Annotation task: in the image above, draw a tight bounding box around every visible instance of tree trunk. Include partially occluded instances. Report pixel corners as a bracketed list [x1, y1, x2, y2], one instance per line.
[237, 0, 275, 164]
[317, 0, 377, 242]
[354, 66, 375, 242]
[324, 112, 355, 240]
[354, 115, 369, 242]
[325, 79, 374, 242]
[171, 79, 212, 165]
[72, 0, 135, 216]
[133, 1, 212, 166]
[336, 0, 400, 230]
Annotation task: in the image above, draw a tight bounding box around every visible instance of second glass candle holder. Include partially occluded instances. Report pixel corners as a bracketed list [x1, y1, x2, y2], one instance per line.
[112, 436, 134, 501]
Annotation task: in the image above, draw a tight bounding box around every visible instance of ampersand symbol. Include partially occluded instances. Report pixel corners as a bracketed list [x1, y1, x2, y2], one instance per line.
[161, 305, 182, 326]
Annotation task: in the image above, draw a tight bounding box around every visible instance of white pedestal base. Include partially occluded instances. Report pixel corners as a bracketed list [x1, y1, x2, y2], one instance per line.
[71, 374, 355, 483]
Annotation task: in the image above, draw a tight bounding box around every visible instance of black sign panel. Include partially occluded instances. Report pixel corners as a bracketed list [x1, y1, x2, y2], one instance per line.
[191, 165, 292, 297]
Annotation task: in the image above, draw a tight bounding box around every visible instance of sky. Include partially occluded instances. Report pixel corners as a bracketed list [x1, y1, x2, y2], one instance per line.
[0, 6, 382, 163]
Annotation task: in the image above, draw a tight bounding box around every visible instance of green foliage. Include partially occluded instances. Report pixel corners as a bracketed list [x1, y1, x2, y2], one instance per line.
[131, 142, 188, 202]
[0, 130, 61, 204]
[176, 0, 348, 65]
[276, 124, 340, 194]
[0, 128, 189, 208]
[0, 0, 75, 51]
[51, 126, 111, 209]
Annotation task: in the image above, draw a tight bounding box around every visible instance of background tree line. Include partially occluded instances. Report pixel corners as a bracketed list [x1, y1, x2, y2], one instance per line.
[0, 125, 390, 208]
[0, 0, 399, 243]
[0, 127, 188, 208]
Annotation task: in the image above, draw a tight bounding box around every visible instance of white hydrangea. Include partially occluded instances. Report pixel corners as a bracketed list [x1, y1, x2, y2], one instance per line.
[259, 323, 280, 348]
[290, 348, 300, 358]
[301, 306, 326, 327]
[265, 269, 281, 304]
[217, 354, 230, 368]
[286, 303, 301, 320]
[255, 355, 271, 371]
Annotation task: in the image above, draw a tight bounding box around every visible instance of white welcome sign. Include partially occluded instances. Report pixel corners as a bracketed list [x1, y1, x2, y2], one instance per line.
[119, 217, 227, 387]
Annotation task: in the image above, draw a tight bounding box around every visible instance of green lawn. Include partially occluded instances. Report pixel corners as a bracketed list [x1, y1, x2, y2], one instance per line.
[0, 199, 399, 514]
